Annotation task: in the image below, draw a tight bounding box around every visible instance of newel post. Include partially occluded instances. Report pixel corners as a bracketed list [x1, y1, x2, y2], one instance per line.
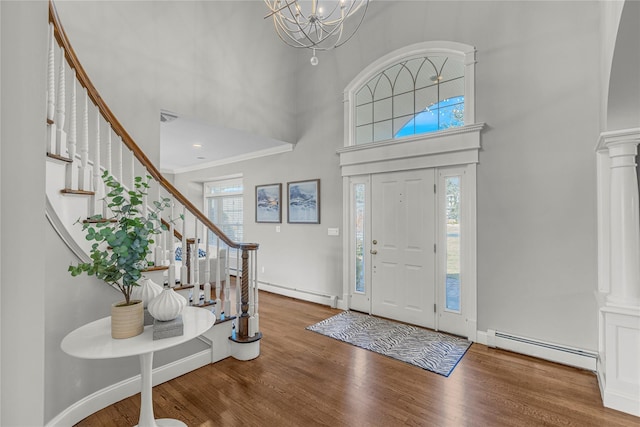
[237, 248, 250, 338]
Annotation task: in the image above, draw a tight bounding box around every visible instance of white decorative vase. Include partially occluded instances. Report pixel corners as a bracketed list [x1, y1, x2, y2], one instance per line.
[131, 277, 163, 308]
[148, 287, 187, 321]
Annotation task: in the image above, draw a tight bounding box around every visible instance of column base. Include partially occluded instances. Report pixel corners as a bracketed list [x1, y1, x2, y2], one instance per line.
[599, 305, 640, 417]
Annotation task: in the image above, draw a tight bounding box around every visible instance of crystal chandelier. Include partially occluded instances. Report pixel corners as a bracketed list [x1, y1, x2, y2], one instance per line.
[264, 0, 369, 65]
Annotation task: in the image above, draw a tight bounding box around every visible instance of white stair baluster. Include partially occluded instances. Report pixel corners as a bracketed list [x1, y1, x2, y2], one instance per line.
[215, 237, 222, 310]
[154, 185, 164, 267]
[204, 227, 211, 303]
[64, 72, 77, 190]
[224, 245, 231, 315]
[141, 173, 148, 219]
[92, 111, 101, 216]
[163, 194, 170, 266]
[180, 206, 188, 286]
[168, 199, 176, 286]
[46, 23, 56, 154]
[78, 88, 90, 191]
[55, 47, 66, 156]
[117, 137, 123, 184]
[105, 128, 112, 177]
[130, 149, 135, 192]
[194, 219, 200, 304]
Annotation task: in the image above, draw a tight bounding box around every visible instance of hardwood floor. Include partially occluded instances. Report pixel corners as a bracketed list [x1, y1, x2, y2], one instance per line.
[76, 291, 639, 427]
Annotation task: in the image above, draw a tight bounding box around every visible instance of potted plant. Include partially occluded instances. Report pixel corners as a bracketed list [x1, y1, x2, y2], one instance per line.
[69, 171, 170, 338]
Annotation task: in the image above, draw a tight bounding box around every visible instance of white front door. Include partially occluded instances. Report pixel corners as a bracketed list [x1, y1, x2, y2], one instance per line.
[370, 169, 436, 329]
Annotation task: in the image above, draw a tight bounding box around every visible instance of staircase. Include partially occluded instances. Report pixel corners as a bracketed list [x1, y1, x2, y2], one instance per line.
[44, 0, 262, 364]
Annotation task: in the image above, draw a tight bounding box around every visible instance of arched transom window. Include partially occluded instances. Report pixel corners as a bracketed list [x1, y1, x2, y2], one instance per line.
[345, 42, 476, 147]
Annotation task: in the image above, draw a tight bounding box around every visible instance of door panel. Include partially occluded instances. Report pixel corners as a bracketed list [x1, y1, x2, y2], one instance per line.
[371, 170, 436, 329]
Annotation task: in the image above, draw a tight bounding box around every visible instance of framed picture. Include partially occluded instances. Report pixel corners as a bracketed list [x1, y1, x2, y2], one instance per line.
[255, 183, 282, 223]
[287, 179, 320, 224]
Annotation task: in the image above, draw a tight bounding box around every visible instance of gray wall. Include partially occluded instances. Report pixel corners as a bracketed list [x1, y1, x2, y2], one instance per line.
[178, 1, 601, 350]
[607, 0, 640, 130]
[1, 1, 48, 425]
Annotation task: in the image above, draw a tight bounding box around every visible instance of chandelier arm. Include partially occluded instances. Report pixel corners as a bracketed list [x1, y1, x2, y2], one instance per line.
[274, 22, 310, 48]
[332, 0, 368, 48]
[277, 11, 321, 48]
[263, 0, 298, 19]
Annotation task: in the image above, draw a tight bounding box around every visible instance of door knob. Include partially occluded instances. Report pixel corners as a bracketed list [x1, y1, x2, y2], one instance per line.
[370, 249, 378, 255]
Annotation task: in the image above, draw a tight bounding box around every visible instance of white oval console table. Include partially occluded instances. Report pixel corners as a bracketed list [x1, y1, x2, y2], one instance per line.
[61, 306, 216, 427]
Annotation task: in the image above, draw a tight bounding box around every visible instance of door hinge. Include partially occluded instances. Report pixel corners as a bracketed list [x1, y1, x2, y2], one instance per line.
[434, 243, 436, 253]
[434, 303, 437, 313]
[434, 183, 436, 194]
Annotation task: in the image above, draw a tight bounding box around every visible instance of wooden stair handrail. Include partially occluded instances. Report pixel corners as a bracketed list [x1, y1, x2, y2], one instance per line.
[48, 0, 258, 251]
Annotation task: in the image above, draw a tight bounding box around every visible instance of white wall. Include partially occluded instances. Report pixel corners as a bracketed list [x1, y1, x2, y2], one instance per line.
[178, 1, 602, 351]
[0, 1, 48, 425]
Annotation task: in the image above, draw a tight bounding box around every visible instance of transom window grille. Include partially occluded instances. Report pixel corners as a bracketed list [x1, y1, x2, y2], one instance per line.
[354, 55, 465, 144]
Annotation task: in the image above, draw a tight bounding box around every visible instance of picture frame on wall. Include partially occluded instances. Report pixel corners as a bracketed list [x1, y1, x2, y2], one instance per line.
[255, 183, 282, 223]
[287, 179, 320, 224]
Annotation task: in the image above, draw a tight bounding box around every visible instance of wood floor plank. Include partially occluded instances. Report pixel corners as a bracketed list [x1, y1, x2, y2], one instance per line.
[75, 290, 639, 427]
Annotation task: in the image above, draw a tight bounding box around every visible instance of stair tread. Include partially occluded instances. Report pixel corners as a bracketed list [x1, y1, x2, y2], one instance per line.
[82, 218, 118, 224]
[61, 188, 95, 196]
[173, 282, 224, 291]
[142, 265, 169, 272]
[46, 152, 73, 163]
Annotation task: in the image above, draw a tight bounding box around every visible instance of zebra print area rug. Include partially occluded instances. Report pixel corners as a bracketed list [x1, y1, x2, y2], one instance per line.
[306, 311, 471, 377]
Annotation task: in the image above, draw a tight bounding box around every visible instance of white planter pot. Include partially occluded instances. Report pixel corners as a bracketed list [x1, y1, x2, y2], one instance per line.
[111, 300, 144, 339]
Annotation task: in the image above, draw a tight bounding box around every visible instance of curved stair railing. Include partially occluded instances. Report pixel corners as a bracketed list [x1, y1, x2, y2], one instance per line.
[45, 0, 261, 343]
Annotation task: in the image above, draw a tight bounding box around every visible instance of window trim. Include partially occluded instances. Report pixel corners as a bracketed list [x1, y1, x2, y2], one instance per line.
[343, 41, 477, 147]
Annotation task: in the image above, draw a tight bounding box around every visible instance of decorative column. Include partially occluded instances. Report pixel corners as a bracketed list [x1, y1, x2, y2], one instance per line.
[596, 129, 640, 418]
[606, 136, 640, 306]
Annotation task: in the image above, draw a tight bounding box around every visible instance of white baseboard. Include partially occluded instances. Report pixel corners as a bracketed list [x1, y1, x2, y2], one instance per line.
[478, 329, 598, 371]
[603, 386, 640, 417]
[258, 281, 338, 308]
[46, 349, 212, 427]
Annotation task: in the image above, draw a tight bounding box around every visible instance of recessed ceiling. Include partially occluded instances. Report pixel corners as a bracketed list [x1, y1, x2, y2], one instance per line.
[159, 112, 293, 174]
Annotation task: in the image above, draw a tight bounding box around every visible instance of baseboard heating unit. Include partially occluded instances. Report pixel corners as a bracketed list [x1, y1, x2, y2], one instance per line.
[258, 281, 339, 308]
[486, 329, 598, 371]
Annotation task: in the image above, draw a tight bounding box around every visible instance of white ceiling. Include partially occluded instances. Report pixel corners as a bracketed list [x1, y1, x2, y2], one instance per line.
[159, 112, 293, 175]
